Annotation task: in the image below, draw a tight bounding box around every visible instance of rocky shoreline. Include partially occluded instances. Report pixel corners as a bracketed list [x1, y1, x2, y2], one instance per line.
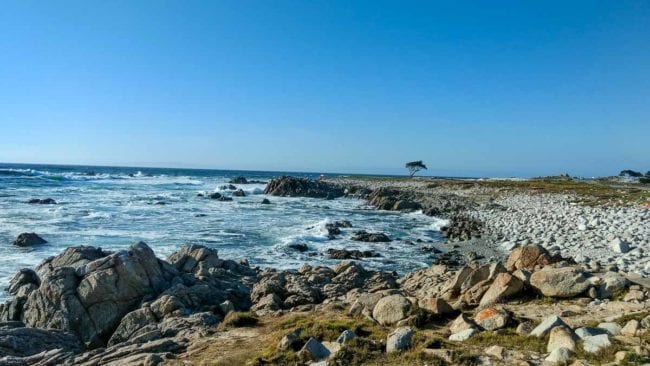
[1, 176, 649, 365]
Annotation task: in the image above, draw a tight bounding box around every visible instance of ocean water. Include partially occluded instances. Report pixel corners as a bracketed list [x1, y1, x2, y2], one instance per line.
[0, 163, 447, 300]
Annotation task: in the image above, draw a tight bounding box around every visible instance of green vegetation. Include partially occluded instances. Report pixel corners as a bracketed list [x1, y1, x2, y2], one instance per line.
[220, 311, 259, 329]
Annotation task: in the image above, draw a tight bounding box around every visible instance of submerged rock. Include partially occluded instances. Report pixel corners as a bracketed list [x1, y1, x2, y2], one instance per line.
[26, 198, 57, 204]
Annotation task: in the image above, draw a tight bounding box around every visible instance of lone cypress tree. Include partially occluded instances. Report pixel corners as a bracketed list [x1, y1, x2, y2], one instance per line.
[405, 160, 427, 178]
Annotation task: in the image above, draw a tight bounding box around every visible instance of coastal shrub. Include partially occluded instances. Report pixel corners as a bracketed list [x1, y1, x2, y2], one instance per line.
[221, 311, 259, 328]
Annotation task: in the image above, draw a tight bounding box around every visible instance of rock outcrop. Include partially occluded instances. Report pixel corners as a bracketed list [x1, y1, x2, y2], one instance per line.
[264, 176, 344, 199]
[251, 261, 397, 314]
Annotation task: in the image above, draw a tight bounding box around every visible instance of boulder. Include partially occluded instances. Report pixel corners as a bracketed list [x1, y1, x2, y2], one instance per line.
[506, 245, 551, 271]
[594, 272, 629, 299]
[278, 329, 302, 351]
[449, 313, 477, 334]
[474, 307, 510, 331]
[529, 266, 590, 298]
[264, 176, 344, 199]
[261, 198, 271, 204]
[449, 328, 477, 341]
[547, 326, 576, 353]
[597, 322, 622, 336]
[478, 273, 523, 307]
[13, 233, 47, 247]
[610, 238, 630, 253]
[386, 327, 413, 353]
[337, 330, 356, 344]
[530, 316, 569, 338]
[582, 334, 611, 353]
[233, 189, 246, 197]
[372, 294, 411, 326]
[418, 297, 454, 317]
[545, 347, 575, 364]
[298, 338, 331, 361]
[621, 320, 640, 336]
[574, 327, 607, 339]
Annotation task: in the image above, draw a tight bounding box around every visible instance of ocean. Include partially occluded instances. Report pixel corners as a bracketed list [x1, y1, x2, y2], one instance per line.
[0, 163, 447, 300]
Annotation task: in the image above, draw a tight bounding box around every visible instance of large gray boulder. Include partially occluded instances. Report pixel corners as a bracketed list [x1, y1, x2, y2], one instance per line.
[386, 327, 413, 353]
[11, 242, 176, 347]
[372, 294, 411, 326]
[529, 266, 590, 298]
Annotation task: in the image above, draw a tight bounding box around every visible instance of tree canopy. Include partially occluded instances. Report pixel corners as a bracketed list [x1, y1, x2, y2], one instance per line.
[405, 160, 427, 177]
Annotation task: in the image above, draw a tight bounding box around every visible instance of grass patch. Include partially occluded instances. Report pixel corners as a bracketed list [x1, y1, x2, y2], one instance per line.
[461, 329, 547, 353]
[220, 311, 259, 329]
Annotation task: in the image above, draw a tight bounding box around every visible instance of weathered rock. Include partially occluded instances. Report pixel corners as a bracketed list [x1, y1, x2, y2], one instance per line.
[16, 242, 175, 347]
[530, 316, 569, 338]
[449, 313, 477, 334]
[449, 328, 477, 341]
[506, 245, 551, 271]
[474, 307, 510, 331]
[574, 327, 607, 339]
[597, 322, 622, 336]
[265, 176, 344, 199]
[478, 272, 523, 307]
[484, 345, 505, 360]
[594, 272, 629, 299]
[418, 297, 454, 317]
[621, 320, 640, 336]
[298, 337, 331, 361]
[233, 189, 246, 197]
[372, 294, 411, 326]
[278, 329, 302, 351]
[336, 330, 356, 345]
[0, 324, 83, 358]
[547, 326, 576, 352]
[529, 266, 590, 298]
[582, 334, 611, 353]
[13, 233, 47, 247]
[386, 327, 413, 353]
[545, 347, 575, 364]
[610, 238, 630, 253]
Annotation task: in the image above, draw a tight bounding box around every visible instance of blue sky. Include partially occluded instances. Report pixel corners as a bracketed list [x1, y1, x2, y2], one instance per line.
[1, 1, 648, 177]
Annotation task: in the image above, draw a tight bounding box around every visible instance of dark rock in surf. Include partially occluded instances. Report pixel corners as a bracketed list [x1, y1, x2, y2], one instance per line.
[229, 176, 249, 184]
[261, 198, 271, 204]
[13, 233, 47, 247]
[208, 192, 222, 199]
[327, 248, 377, 260]
[288, 243, 309, 252]
[26, 198, 57, 204]
[233, 189, 246, 197]
[351, 231, 391, 243]
[264, 176, 344, 199]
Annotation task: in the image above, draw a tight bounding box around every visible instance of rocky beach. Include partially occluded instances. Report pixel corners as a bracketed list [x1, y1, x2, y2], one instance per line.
[1, 175, 650, 365]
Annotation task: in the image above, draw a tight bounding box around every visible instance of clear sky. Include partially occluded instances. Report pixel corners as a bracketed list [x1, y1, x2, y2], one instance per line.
[1, 1, 648, 177]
